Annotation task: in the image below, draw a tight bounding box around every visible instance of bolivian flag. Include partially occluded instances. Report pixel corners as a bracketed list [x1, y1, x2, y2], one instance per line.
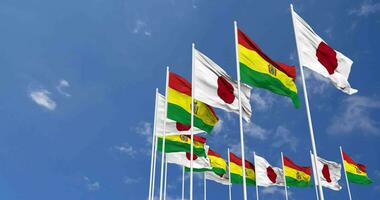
[342, 150, 372, 185]
[168, 72, 219, 133]
[283, 155, 311, 187]
[237, 28, 300, 108]
[229, 152, 255, 185]
[157, 135, 207, 157]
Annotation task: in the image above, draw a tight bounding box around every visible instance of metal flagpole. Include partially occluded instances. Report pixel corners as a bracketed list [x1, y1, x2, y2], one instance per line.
[159, 67, 170, 200]
[281, 152, 289, 200]
[290, 4, 324, 200]
[234, 20, 248, 200]
[148, 89, 159, 200]
[310, 151, 320, 200]
[340, 146, 353, 200]
[182, 166, 185, 200]
[190, 43, 195, 200]
[151, 128, 158, 200]
[228, 148, 232, 200]
[163, 156, 168, 200]
[204, 173, 207, 200]
[254, 152, 259, 200]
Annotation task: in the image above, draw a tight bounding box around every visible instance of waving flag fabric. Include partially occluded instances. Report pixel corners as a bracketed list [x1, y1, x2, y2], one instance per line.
[186, 148, 231, 185]
[342, 150, 372, 185]
[237, 28, 300, 108]
[193, 48, 252, 122]
[157, 135, 207, 157]
[283, 155, 312, 187]
[167, 72, 219, 133]
[255, 154, 284, 187]
[155, 93, 204, 135]
[229, 152, 255, 185]
[292, 8, 357, 94]
[311, 154, 342, 191]
[166, 145, 211, 170]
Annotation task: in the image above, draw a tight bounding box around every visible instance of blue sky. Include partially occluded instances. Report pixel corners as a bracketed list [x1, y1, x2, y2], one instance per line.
[0, 0, 379, 199]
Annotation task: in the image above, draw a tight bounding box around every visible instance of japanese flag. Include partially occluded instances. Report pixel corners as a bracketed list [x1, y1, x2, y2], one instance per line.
[291, 7, 357, 95]
[311, 154, 342, 191]
[255, 154, 285, 187]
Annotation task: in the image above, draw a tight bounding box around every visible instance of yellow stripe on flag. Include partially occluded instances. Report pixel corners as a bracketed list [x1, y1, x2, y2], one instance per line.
[230, 162, 255, 180]
[344, 160, 368, 176]
[209, 155, 226, 170]
[162, 135, 204, 149]
[284, 166, 311, 182]
[238, 44, 298, 93]
[167, 88, 218, 126]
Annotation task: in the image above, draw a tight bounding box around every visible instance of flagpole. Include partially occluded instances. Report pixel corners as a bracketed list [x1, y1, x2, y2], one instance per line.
[163, 156, 168, 200]
[204, 173, 207, 200]
[234, 20, 248, 200]
[281, 152, 289, 200]
[152, 127, 158, 200]
[148, 88, 159, 200]
[159, 67, 170, 200]
[182, 166, 185, 200]
[310, 151, 319, 200]
[340, 146, 353, 200]
[254, 152, 259, 200]
[290, 4, 324, 200]
[190, 42, 195, 200]
[228, 148, 232, 200]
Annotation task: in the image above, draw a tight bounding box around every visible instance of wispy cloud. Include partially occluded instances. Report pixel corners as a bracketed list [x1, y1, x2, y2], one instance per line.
[83, 176, 100, 191]
[272, 126, 299, 152]
[244, 123, 269, 140]
[261, 187, 292, 197]
[56, 79, 71, 97]
[349, 1, 380, 16]
[301, 69, 330, 95]
[135, 121, 153, 143]
[250, 90, 275, 111]
[327, 96, 380, 135]
[124, 176, 141, 184]
[324, 27, 333, 39]
[132, 20, 151, 36]
[113, 143, 137, 157]
[213, 119, 224, 135]
[29, 89, 57, 111]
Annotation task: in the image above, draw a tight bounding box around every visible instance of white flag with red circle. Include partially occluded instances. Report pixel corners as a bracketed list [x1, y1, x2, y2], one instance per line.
[166, 146, 211, 169]
[311, 154, 342, 191]
[292, 8, 358, 95]
[193, 48, 252, 122]
[255, 154, 285, 187]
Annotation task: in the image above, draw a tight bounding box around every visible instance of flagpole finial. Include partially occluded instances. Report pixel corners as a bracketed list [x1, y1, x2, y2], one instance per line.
[290, 4, 294, 10]
[156, 88, 158, 93]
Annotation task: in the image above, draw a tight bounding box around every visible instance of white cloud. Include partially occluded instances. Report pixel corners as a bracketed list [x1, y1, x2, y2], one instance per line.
[244, 123, 269, 140]
[114, 143, 137, 157]
[250, 90, 275, 111]
[324, 27, 333, 39]
[271, 126, 299, 152]
[124, 176, 140, 184]
[136, 122, 153, 143]
[132, 20, 151, 36]
[261, 187, 292, 197]
[56, 79, 71, 97]
[212, 119, 224, 135]
[83, 176, 100, 191]
[29, 89, 57, 111]
[301, 69, 330, 95]
[349, 1, 380, 16]
[327, 96, 380, 135]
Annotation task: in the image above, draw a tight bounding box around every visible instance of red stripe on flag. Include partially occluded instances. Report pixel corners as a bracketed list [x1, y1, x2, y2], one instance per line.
[229, 152, 255, 169]
[169, 72, 191, 96]
[342, 150, 367, 172]
[283, 155, 311, 175]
